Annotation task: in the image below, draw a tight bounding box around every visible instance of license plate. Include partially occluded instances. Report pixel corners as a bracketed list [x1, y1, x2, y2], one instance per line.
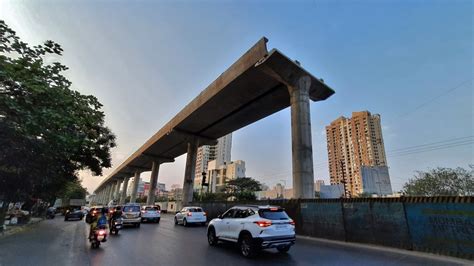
[116, 225, 122, 229]
[97, 236, 104, 241]
[276, 225, 287, 230]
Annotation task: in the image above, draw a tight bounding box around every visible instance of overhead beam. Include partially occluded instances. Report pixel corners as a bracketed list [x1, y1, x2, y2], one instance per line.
[170, 128, 218, 146]
[141, 153, 175, 163]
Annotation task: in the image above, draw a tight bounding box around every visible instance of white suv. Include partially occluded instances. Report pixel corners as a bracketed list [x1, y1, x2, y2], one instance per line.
[207, 205, 295, 257]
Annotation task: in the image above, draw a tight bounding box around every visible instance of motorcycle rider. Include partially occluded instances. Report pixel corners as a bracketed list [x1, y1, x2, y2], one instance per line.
[109, 206, 122, 228]
[89, 207, 108, 240]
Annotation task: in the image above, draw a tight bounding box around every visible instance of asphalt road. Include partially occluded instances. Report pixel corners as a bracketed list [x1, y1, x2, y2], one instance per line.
[0, 214, 470, 266]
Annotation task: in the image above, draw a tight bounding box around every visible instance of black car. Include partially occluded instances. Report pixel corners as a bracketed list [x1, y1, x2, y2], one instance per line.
[64, 208, 84, 221]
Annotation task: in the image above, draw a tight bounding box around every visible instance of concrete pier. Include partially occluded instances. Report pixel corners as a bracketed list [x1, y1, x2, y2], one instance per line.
[146, 161, 160, 205]
[289, 76, 315, 198]
[120, 177, 129, 204]
[182, 140, 198, 205]
[130, 172, 141, 203]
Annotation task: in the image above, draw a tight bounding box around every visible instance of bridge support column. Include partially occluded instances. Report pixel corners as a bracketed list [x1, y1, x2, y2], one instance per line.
[130, 171, 141, 203]
[182, 139, 198, 205]
[114, 180, 121, 201]
[147, 161, 160, 206]
[288, 76, 315, 199]
[120, 177, 129, 204]
[99, 190, 103, 204]
[107, 183, 114, 204]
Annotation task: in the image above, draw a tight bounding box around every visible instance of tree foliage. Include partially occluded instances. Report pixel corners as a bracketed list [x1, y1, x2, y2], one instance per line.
[0, 20, 116, 203]
[403, 166, 474, 196]
[225, 177, 262, 194]
[59, 180, 87, 200]
[225, 177, 262, 201]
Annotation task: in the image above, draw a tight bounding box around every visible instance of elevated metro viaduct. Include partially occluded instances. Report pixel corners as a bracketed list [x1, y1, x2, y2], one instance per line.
[93, 37, 334, 206]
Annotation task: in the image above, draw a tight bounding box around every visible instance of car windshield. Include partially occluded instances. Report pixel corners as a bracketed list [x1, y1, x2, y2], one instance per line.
[259, 209, 290, 220]
[145, 207, 158, 211]
[123, 206, 140, 212]
[188, 208, 202, 212]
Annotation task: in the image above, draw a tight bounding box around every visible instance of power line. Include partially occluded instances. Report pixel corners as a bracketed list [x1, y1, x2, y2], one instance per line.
[387, 139, 474, 156]
[396, 78, 473, 118]
[387, 141, 473, 158]
[387, 136, 473, 152]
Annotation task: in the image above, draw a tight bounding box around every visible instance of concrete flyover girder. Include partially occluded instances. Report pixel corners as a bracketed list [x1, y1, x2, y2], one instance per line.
[93, 37, 334, 198]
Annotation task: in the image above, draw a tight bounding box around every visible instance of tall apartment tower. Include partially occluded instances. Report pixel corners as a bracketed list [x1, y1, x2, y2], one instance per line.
[326, 111, 387, 196]
[194, 133, 232, 189]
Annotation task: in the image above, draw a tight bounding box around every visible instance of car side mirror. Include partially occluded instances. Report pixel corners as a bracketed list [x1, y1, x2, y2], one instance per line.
[217, 214, 222, 219]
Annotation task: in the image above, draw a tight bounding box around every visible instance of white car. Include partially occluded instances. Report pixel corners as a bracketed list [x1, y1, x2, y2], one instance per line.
[141, 205, 161, 223]
[207, 205, 295, 258]
[174, 206, 207, 226]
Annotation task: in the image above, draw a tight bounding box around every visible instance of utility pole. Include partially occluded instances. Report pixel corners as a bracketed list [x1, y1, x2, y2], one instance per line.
[340, 160, 351, 198]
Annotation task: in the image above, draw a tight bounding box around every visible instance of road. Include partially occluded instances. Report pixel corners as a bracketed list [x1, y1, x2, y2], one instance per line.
[0, 214, 469, 266]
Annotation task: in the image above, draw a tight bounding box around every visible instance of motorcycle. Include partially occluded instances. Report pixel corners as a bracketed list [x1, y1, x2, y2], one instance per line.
[90, 225, 108, 249]
[110, 217, 123, 235]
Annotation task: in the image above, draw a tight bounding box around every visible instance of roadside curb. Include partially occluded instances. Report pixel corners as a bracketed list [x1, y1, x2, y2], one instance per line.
[295, 235, 473, 265]
[0, 218, 44, 239]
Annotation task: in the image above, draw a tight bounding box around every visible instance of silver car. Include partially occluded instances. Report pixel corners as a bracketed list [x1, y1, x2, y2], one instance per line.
[122, 204, 141, 228]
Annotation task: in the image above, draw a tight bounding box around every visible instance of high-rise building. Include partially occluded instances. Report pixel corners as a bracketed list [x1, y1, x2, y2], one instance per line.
[326, 111, 388, 196]
[194, 133, 232, 189]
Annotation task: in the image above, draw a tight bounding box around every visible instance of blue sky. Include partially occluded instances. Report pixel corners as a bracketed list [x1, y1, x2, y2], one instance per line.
[1, 0, 472, 193]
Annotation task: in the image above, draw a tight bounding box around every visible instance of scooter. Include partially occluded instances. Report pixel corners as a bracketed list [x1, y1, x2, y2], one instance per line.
[90, 225, 108, 248]
[110, 217, 123, 235]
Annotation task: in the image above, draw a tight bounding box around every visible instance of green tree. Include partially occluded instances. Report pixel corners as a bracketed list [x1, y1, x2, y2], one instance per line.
[59, 180, 87, 200]
[403, 166, 474, 196]
[0, 20, 115, 228]
[225, 177, 262, 201]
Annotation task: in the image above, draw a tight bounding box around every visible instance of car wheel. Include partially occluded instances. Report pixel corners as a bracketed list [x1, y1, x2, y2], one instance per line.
[239, 234, 257, 258]
[136, 223, 141, 228]
[156, 218, 160, 223]
[183, 219, 187, 227]
[207, 228, 218, 246]
[277, 245, 291, 253]
[174, 217, 178, 225]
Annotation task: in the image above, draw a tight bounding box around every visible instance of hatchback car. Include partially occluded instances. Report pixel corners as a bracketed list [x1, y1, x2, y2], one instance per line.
[141, 206, 161, 223]
[122, 204, 141, 228]
[64, 207, 84, 221]
[174, 206, 207, 226]
[207, 205, 295, 257]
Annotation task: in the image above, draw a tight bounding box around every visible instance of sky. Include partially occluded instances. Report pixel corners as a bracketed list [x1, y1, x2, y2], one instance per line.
[1, 0, 472, 193]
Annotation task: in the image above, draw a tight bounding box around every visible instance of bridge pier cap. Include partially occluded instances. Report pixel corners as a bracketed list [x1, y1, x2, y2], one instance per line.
[94, 37, 334, 201]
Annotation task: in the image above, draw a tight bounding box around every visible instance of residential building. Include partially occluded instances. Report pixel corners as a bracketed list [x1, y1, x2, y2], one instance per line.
[194, 134, 232, 189]
[206, 159, 246, 193]
[326, 111, 389, 196]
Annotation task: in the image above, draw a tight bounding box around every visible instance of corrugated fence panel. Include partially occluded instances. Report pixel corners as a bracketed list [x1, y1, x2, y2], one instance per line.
[371, 201, 411, 249]
[404, 202, 474, 259]
[343, 202, 373, 243]
[300, 201, 345, 240]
